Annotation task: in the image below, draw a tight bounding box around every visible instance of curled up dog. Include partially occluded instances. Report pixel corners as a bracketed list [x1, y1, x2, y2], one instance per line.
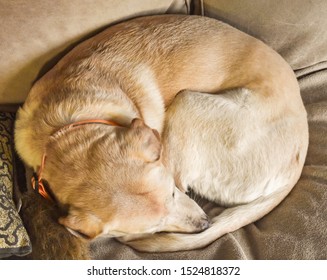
[15, 15, 308, 257]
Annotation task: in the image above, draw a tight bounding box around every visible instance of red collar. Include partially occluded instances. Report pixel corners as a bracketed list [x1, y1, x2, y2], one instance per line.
[31, 119, 121, 202]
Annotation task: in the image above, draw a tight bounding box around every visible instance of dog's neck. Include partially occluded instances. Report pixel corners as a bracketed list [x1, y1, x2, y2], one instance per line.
[18, 70, 166, 170]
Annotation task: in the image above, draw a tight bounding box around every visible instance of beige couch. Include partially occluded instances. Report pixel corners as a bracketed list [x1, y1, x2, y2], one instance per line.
[0, 0, 326, 259]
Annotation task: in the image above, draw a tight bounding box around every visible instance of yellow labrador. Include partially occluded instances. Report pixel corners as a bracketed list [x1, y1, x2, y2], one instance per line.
[15, 15, 308, 253]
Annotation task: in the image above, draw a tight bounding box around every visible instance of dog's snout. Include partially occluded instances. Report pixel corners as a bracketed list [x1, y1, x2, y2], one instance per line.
[201, 218, 210, 230]
[196, 216, 210, 232]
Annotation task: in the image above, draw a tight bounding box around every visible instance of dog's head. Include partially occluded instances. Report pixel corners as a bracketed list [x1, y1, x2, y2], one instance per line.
[41, 118, 208, 239]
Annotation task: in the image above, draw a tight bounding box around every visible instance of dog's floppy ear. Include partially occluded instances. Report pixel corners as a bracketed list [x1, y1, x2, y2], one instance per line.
[130, 118, 162, 163]
[58, 209, 103, 239]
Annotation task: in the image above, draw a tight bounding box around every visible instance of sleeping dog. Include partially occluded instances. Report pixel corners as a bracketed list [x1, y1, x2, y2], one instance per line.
[15, 15, 308, 254]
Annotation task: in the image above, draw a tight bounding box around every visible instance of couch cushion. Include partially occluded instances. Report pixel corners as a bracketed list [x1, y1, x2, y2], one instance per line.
[0, 112, 31, 258]
[199, 0, 327, 70]
[0, 0, 190, 105]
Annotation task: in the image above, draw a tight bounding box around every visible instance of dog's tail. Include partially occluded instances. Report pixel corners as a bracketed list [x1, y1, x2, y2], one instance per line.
[123, 184, 294, 252]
